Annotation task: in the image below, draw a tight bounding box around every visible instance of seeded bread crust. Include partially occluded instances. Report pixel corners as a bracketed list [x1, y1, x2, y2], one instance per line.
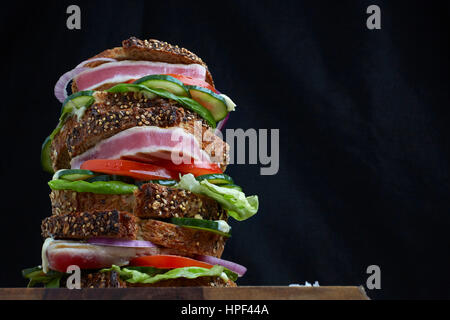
[41, 211, 227, 257]
[72, 37, 214, 93]
[50, 190, 134, 216]
[50, 183, 227, 220]
[50, 91, 229, 171]
[81, 270, 126, 288]
[79, 270, 236, 288]
[134, 183, 227, 220]
[41, 210, 137, 240]
[139, 219, 226, 258]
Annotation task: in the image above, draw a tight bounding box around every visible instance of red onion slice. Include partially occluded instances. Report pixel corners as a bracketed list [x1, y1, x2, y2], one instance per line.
[88, 237, 158, 248]
[54, 67, 88, 103]
[195, 255, 247, 277]
[54, 58, 117, 103]
[75, 57, 117, 68]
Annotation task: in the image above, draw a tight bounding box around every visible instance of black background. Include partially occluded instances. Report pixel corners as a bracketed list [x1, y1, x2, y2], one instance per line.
[1, 0, 449, 299]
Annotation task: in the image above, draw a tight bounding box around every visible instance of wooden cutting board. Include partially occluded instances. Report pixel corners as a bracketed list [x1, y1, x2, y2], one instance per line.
[0, 286, 369, 300]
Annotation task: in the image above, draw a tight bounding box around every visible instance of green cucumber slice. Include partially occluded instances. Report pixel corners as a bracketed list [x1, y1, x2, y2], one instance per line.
[196, 174, 234, 185]
[220, 184, 243, 192]
[170, 217, 231, 237]
[61, 91, 95, 115]
[41, 136, 53, 174]
[174, 95, 216, 128]
[41, 122, 64, 174]
[147, 179, 178, 187]
[42, 91, 96, 174]
[134, 75, 189, 97]
[52, 169, 96, 181]
[134, 179, 178, 188]
[85, 175, 112, 182]
[187, 85, 228, 121]
[85, 174, 134, 184]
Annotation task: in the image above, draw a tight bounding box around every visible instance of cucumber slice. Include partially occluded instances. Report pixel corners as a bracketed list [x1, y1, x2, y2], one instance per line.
[41, 136, 53, 174]
[134, 75, 189, 97]
[61, 91, 95, 115]
[170, 217, 231, 237]
[220, 184, 243, 192]
[85, 175, 111, 182]
[187, 85, 228, 121]
[52, 169, 96, 181]
[148, 179, 178, 187]
[42, 92, 96, 174]
[86, 174, 134, 184]
[196, 174, 234, 185]
[135, 179, 178, 187]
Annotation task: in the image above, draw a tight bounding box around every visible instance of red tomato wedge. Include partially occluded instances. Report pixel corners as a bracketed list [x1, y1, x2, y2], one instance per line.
[164, 74, 219, 93]
[129, 255, 214, 269]
[151, 159, 223, 177]
[80, 159, 178, 181]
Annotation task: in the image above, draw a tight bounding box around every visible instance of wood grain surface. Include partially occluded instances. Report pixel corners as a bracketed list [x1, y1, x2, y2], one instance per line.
[0, 286, 369, 300]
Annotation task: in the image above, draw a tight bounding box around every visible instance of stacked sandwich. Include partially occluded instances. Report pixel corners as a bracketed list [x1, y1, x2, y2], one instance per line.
[23, 37, 258, 288]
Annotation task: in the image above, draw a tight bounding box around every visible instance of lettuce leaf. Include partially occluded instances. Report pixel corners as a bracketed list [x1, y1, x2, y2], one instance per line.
[102, 265, 237, 284]
[176, 174, 258, 221]
[22, 266, 64, 288]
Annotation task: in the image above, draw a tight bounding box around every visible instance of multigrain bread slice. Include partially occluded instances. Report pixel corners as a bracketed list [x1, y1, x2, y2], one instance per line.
[138, 219, 225, 258]
[81, 270, 126, 288]
[80, 270, 236, 288]
[72, 36, 214, 94]
[50, 91, 229, 171]
[41, 210, 227, 258]
[41, 210, 137, 240]
[50, 182, 227, 220]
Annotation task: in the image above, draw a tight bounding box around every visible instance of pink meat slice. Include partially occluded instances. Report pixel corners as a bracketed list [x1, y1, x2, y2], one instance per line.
[75, 60, 207, 91]
[70, 126, 211, 169]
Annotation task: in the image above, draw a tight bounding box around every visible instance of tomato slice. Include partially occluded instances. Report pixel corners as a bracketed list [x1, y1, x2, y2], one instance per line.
[151, 159, 223, 177]
[80, 159, 178, 181]
[129, 255, 214, 269]
[164, 74, 219, 93]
